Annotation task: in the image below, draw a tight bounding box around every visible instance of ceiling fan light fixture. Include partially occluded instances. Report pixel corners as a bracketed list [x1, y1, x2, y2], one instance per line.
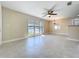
[48, 15, 51, 17]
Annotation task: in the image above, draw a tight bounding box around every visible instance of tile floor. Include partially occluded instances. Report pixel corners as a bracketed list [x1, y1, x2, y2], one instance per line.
[0, 34, 79, 58]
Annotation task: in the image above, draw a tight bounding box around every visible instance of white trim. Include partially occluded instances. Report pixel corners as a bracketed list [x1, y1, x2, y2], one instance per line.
[27, 33, 43, 38]
[2, 34, 42, 44]
[2, 37, 27, 44]
[55, 33, 79, 41]
[55, 33, 69, 36]
[67, 37, 79, 41]
[2, 34, 43, 44]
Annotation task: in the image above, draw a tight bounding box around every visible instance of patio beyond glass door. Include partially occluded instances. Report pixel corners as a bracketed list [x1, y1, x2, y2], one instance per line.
[28, 26, 34, 36]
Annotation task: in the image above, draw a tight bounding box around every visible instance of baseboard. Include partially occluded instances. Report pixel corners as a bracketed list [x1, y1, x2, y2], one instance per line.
[2, 34, 42, 44]
[2, 36, 27, 44]
[55, 33, 69, 36]
[67, 37, 79, 41]
[2, 34, 43, 44]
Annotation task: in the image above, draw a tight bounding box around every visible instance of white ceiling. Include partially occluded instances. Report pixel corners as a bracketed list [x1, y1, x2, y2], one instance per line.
[1, 1, 79, 20]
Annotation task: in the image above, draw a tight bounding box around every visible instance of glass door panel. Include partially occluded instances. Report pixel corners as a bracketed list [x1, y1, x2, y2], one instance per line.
[35, 26, 40, 34]
[40, 27, 43, 34]
[28, 26, 34, 36]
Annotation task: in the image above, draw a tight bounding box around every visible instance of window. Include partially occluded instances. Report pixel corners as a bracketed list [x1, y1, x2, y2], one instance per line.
[72, 18, 79, 25]
[54, 24, 60, 30]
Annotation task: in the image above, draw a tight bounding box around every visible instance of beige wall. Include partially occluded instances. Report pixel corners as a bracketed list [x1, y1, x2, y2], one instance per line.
[68, 26, 79, 39]
[2, 7, 28, 42]
[44, 18, 71, 35]
[2, 7, 45, 42]
[0, 4, 2, 44]
[52, 18, 79, 40]
[44, 20, 53, 34]
[51, 18, 72, 35]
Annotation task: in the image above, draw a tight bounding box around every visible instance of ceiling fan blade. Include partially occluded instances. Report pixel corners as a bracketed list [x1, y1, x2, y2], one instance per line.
[49, 4, 57, 11]
[53, 8, 61, 12]
[43, 8, 49, 11]
[42, 11, 48, 14]
[42, 14, 48, 17]
[52, 13, 57, 15]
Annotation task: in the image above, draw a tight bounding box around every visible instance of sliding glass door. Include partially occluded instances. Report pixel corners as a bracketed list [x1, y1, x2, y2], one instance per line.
[28, 23, 35, 36]
[27, 19, 44, 37]
[35, 26, 40, 34]
[40, 20, 44, 34]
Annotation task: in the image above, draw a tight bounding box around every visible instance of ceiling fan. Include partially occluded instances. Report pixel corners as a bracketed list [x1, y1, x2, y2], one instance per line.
[42, 2, 72, 18]
[42, 4, 58, 18]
